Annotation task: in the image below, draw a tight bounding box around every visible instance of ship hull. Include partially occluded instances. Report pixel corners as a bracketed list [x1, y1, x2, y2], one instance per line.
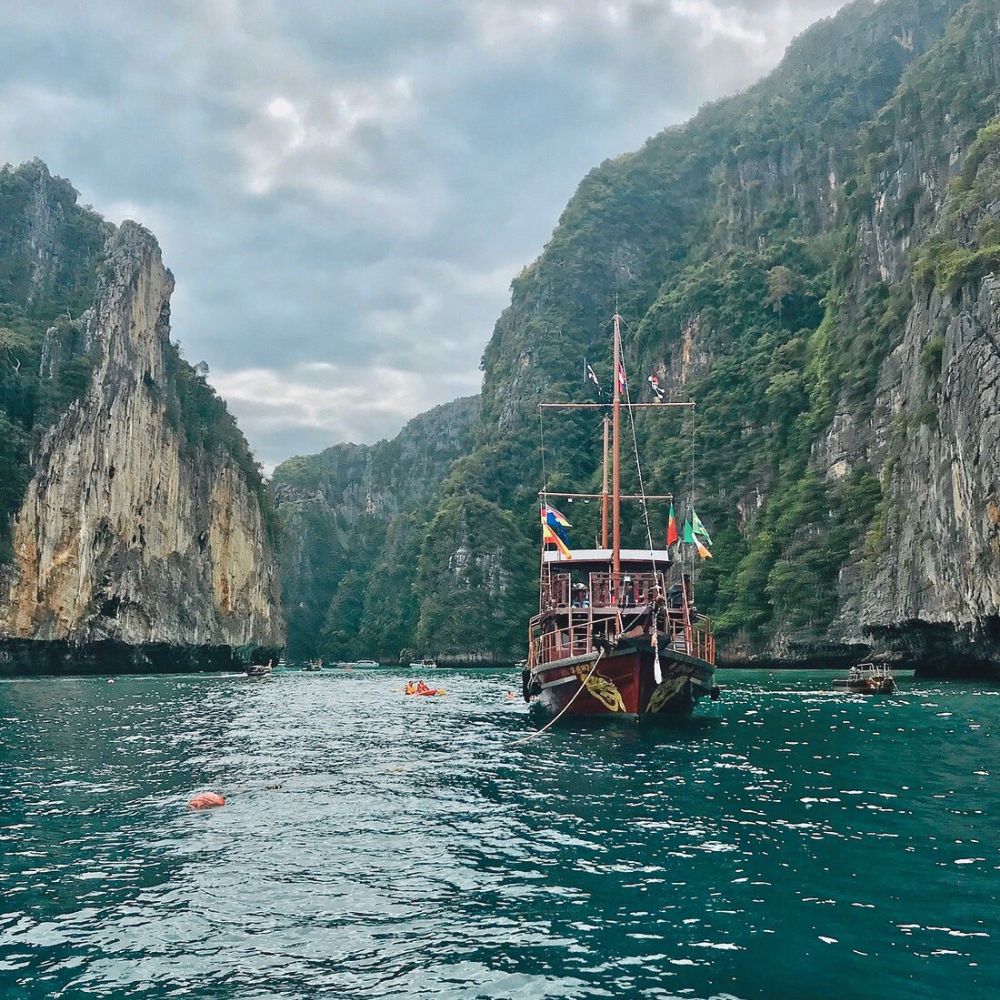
[528, 642, 716, 719]
[832, 677, 896, 694]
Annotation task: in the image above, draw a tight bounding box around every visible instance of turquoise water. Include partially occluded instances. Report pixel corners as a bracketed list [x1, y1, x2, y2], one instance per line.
[1, 669, 997, 998]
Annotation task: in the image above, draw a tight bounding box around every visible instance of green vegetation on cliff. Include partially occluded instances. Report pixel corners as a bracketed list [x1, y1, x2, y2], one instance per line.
[0, 159, 275, 561]
[161, 339, 278, 545]
[272, 397, 482, 661]
[277, 0, 1000, 664]
[0, 160, 108, 561]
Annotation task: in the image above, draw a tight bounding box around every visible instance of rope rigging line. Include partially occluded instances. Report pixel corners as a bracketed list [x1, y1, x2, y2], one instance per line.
[619, 312, 697, 579]
[687, 400, 696, 577]
[622, 363, 658, 559]
[539, 406, 548, 499]
[540, 414, 608, 496]
[512, 648, 605, 744]
[617, 319, 660, 586]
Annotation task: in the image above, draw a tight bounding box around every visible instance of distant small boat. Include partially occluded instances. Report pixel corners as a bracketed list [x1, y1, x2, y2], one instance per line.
[354, 659, 379, 667]
[833, 662, 896, 694]
[245, 662, 273, 678]
[303, 659, 323, 672]
[408, 658, 437, 669]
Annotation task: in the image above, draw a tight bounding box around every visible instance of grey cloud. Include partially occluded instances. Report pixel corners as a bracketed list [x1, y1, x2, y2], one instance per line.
[0, 0, 847, 467]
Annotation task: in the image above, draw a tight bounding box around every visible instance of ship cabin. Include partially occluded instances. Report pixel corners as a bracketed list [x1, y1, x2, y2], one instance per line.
[528, 549, 716, 669]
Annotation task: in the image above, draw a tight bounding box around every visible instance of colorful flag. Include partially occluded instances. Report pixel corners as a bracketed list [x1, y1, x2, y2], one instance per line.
[541, 505, 572, 558]
[542, 522, 573, 559]
[544, 504, 570, 524]
[544, 503, 571, 534]
[694, 538, 713, 560]
[691, 509, 713, 546]
[666, 502, 679, 546]
[648, 374, 665, 401]
[683, 517, 695, 545]
[617, 359, 627, 394]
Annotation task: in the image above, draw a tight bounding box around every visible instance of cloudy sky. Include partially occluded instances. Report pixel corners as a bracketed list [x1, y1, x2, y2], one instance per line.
[0, 0, 846, 470]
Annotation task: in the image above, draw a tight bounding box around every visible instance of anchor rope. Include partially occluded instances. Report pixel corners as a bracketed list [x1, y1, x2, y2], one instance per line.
[512, 648, 605, 744]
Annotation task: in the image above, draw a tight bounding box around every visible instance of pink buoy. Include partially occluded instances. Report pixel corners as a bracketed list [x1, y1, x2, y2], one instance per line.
[188, 791, 226, 810]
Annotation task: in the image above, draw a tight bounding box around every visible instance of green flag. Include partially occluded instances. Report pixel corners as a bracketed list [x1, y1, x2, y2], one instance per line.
[682, 517, 695, 544]
[691, 508, 713, 547]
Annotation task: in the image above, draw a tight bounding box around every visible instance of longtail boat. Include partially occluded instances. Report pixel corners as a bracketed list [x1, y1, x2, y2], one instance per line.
[522, 312, 719, 720]
[832, 662, 896, 694]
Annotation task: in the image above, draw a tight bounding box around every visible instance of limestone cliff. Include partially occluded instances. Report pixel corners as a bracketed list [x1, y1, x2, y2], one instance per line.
[285, 0, 1000, 675]
[842, 276, 1000, 671]
[818, 4, 1000, 671]
[272, 396, 481, 661]
[0, 162, 283, 672]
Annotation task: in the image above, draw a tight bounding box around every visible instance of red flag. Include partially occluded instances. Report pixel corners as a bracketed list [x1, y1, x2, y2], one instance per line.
[666, 502, 679, 546]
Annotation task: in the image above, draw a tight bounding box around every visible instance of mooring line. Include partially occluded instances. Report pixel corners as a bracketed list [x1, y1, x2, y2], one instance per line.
[512, 648, 605, 745]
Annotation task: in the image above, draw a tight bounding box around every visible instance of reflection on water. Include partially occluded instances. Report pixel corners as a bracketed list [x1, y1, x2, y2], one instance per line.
[1, 669, 997, 998]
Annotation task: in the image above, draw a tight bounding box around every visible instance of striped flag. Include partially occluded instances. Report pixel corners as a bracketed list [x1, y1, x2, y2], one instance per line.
[541, 505, 572, 559]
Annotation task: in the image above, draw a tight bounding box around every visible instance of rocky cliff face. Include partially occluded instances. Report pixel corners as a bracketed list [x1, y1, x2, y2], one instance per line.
[272, 396, 482, 661]
[820, 3, 1000, 671]
[0, 162, 283, 672]
[275, 0, 1000, 675]
[652, 0, 1000, 676]
[844, 276, 1000, 671]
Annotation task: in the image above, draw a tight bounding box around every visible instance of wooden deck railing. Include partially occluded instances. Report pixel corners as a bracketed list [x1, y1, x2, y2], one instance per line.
[541, 571, 673, 611]
[691, 615, 716, 665]
[528, 610, 620, 667]
[589, 572, 666, 608]
[530, 586, 717, 668]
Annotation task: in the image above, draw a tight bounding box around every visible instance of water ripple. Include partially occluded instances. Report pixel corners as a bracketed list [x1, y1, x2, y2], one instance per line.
[1, 669, 998, 997]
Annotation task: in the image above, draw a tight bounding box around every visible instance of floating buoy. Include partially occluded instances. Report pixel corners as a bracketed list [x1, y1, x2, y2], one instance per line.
[188, 792, 226, 810]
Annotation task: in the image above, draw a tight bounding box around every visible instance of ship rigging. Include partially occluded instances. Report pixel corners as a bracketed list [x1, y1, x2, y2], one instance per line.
[523, 311, 719, 719]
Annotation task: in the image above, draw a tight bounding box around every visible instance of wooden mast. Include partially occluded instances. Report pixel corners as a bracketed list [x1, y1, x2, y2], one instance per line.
[612, 311, 622, 576]
[601, 416, 610, 548]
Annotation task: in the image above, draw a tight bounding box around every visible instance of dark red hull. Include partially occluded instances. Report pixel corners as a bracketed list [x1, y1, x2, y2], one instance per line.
[529, 641, 716, 719]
